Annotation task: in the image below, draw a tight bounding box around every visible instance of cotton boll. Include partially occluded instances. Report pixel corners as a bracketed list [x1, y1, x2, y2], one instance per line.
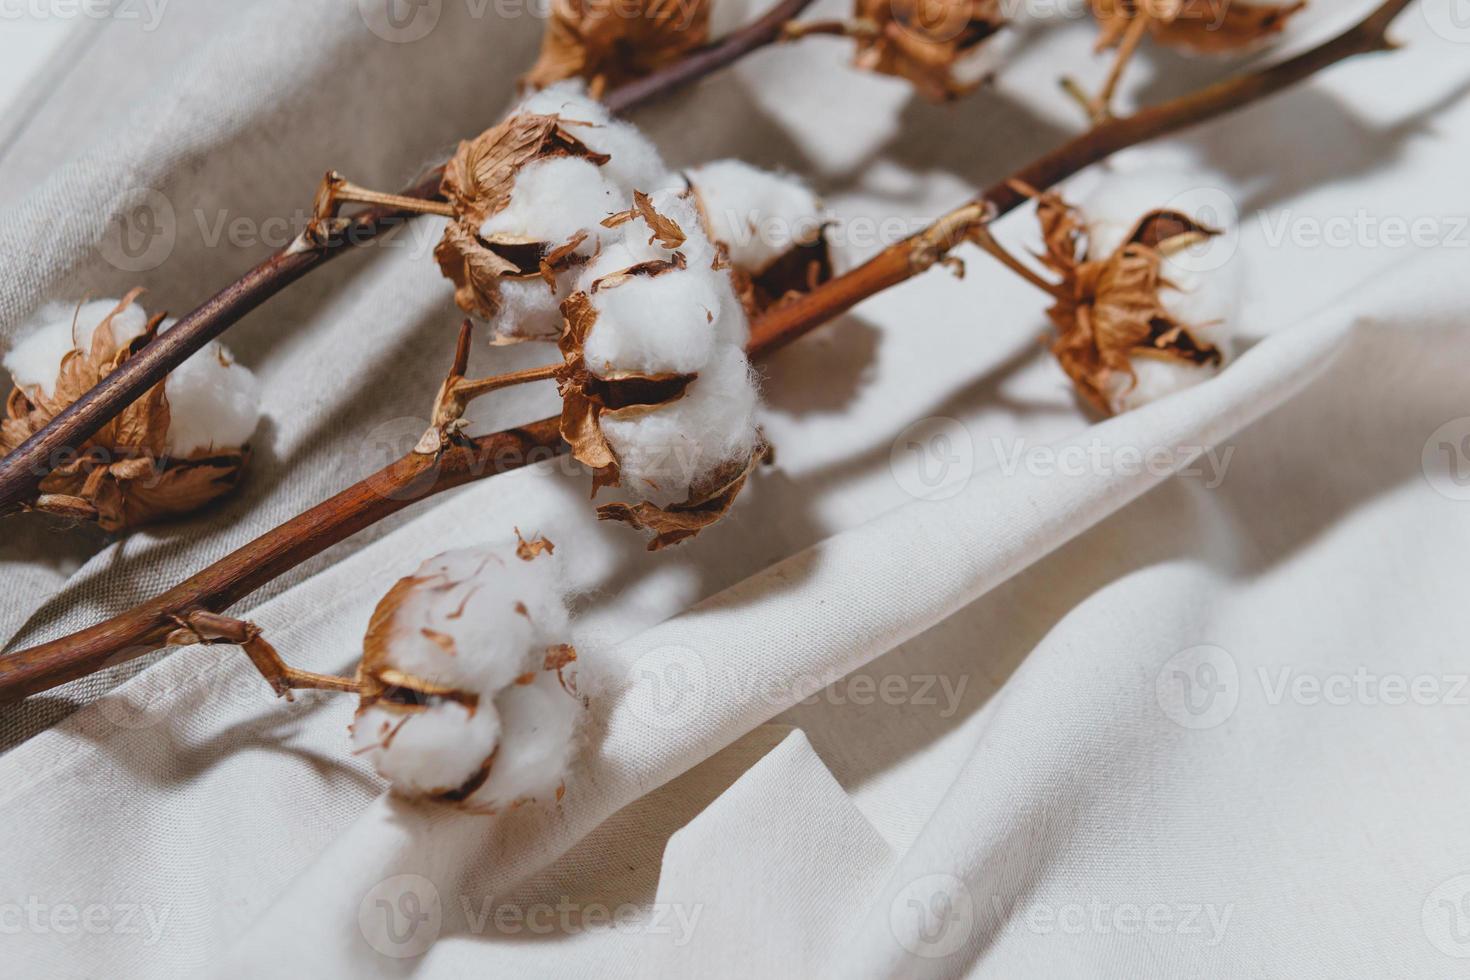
[515, 82, 673, 194]
[472, 668, 582, 809]
[601, 345, 760, 506]
[687, 160, 823, 274]
[3, 299, 148, 397]
[355, 537, 582, 806]
[350, 700, 500, 798]
[482, 156, 625, 250]
[159, 335, 261, 457]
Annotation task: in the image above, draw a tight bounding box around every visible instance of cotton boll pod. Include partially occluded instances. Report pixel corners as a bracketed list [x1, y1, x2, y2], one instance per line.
[1, 290, 260, 530]
[433, 86, 675, 341]
[1025, 179, 1240, 415]
[848, 0, 1007, 102]
[1090, 0, 1305, 56]
[555, 191, 766, 548]
[686, 160, 835, 315]
[523, 0, 712, 96]
[351, 534, 583, 808]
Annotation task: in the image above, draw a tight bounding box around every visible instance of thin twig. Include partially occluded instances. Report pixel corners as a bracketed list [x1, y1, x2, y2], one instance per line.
[0, 0, 1413, 702]
[0, 0, 820, 518]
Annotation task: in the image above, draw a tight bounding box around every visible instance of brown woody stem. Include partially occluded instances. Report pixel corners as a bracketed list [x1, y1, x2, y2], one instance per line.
[0, 0, 1413, 702]
[0, 0, 821, 518]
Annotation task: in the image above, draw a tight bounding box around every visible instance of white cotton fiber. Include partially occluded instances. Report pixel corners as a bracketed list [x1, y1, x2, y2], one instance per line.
[601, 344, 760, 506]
[580, 244, 722, 378]
[515, 82, 674, 195]
[350, 700, 501, 798]
[158, 328, 263, 457]
[485, 275, 567, 344]
[482, 156, 625, 251]
[356, 537, 582, 807]
[687, 159, 824, 274]
[477, 667, 582, 808]
[4, 299, 148, 397]
[3, 298, 260, 457]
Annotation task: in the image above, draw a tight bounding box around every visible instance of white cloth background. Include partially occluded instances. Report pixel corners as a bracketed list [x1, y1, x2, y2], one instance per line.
[1, 1, 1468, 977]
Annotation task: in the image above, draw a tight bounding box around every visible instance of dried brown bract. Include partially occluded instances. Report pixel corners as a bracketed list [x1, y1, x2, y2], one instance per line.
[852, 0, 1006, 102]
[523, 0, 713, 95]
[1027, 187, 1226, 414]
[1, 291, 249, 531]
[1090, 0, 1306, 55]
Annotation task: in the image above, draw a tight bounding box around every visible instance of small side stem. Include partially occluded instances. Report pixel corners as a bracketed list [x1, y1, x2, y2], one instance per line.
[970, 225, 1064, 299]
[453, 363, 562, 402]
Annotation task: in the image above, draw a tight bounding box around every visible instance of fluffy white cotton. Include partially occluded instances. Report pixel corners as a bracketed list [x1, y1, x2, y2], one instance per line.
[601, 345, 761, 506]
[687, 160, 824, 274]
[3, 298, 261, 456]
[481, 156, 624, 252]
[350, 700, 500, 798]
[485, 275, 567, 344]
[158, 325, 263, 456]
[1078, 172, 1244, 412]
[515, 82, 673, 195]
[4, 299, 148, 397]
[374, 545, 567, 696]
[477, 668, 582, 808]
[580, 244, 722, 377]
[578, 188, 750, 378]
[356, 537, 582, 806]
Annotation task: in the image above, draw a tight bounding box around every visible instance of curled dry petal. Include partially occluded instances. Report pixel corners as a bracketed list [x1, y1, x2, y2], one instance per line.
[523, 0, 712, 94]
[852, 0, 1006, 102]
[1090, 0, 1306, 54]
[434, 113, 611, 322]
[0, 291, 249, 530]
[1030, 189, 1225, 415]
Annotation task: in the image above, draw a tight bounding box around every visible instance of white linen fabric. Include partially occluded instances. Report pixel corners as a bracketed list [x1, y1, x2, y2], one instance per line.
[1, 1, 1468, 977]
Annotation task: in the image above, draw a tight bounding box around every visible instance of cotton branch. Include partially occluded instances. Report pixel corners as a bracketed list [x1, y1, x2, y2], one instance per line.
[0, 0, 819, 519]
[0, 0, 1413, 703]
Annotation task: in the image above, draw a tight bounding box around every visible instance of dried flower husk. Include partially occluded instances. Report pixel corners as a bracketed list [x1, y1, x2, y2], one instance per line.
[433, 113, 611, 328]
[852, 0, 1006, 102]
[1032, 190, 1225, 415]
[1090, 0, 1306, 55]
[523, 0, 712, 95]
[353, 541, 579, 808]
[0, 291, 248, 531]
[597, 442, 765, 550]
